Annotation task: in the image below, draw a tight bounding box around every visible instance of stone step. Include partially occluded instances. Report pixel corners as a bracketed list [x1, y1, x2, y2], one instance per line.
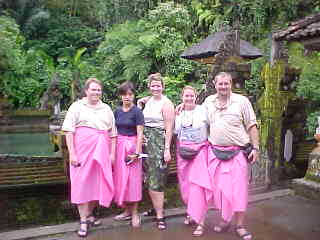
[0, 175, 67, 188]
[0, 166, 63, 175]
[0, 170, 65, 181]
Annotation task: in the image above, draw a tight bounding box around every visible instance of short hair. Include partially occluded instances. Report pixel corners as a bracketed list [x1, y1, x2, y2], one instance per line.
[181, 85, 197, 98]
[84, 78, 103, 90]
[118, 81, 136, 95]
[213, 72, 232, 84]
[148, 73, 165, 88]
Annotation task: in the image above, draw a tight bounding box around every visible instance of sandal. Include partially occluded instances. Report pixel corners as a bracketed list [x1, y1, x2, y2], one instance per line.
[87, 214, 101, 227]
[77, 221, 89, 238]
[184, 215, 195, 225]
[156, 217, 167, 230]
[114, 212, 132, 221]
[235, 225, 252, 240]
[213, 221, 231, 233]
[143, 208, 156, 217]
[131, 214, 141, 228]
[192, 224, 204, 237]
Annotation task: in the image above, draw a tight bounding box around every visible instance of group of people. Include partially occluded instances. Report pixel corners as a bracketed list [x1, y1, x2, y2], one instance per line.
[62, 72, 259, 240]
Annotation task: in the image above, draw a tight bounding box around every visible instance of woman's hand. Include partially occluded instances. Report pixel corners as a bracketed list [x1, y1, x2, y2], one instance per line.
[69, 154, 80, 167]
[175, 103, 184, 115]
[137, 96, 150, 109]
[164, 149, 171, 162]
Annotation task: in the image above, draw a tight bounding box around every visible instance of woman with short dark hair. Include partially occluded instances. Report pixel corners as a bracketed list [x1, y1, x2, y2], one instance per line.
[113, 81, 144, 227]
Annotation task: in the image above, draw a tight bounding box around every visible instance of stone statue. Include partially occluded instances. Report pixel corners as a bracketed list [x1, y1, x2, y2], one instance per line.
[40, 73, 61, 115]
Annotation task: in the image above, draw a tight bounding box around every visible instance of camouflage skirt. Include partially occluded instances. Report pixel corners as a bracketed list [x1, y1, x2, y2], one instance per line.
[143, 126, 168, 192]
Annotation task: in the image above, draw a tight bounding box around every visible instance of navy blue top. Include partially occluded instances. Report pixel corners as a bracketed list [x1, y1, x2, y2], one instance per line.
[114, 105, 144, 136]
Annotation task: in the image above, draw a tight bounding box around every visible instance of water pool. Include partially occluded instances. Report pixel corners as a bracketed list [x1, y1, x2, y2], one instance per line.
[0, 132, 56, 156]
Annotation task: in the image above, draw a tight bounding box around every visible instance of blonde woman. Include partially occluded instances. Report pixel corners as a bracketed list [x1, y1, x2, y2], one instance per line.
[137, 73, 175, 230]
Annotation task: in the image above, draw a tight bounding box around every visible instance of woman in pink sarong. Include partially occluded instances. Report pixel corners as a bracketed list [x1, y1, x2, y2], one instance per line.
[175, 86, 212, 237]
[62, 78, 117, 237]
[113, 81, 144, 227]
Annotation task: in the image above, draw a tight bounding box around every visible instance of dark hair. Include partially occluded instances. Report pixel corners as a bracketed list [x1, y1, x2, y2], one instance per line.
[118, 81, 136, 95]
[84, 78, 103, 90]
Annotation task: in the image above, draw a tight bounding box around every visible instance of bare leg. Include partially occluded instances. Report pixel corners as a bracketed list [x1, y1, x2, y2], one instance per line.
[78, 203, 90, 221]
[87, 201, 101, 225]
[149, 189, 164, 218]
[235, 211, 252, 240]
[131, 202, 140, 227]
[235, 211, 245, 226]
[88, 201, 97, 216]
[77, 203, 90, 235]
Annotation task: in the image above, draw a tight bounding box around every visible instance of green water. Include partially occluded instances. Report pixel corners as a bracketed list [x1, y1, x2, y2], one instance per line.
[0, 132, 55, 156]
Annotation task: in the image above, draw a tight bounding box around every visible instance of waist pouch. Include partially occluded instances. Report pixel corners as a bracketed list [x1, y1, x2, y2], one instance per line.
[211, 143, 253, 161]
[179, 144, 206, 161]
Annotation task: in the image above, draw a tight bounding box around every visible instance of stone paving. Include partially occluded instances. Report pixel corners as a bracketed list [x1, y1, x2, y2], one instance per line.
[1, 189, 320, 240]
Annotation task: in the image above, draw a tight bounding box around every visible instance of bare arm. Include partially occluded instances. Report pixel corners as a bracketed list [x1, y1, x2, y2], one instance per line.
[136, 125, 144, 154]
[162, 100, 175, 162]
[248, 125, 260, 163]
[65, 131, 78, 166]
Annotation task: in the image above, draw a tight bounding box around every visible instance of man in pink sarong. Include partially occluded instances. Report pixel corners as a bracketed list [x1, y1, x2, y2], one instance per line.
[62, 78, 117, 237]
[203, 72, 259, 240]
[175, 86, 213, 237]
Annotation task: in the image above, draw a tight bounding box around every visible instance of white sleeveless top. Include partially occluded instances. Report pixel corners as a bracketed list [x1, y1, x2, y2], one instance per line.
[143, 95, 169, 129]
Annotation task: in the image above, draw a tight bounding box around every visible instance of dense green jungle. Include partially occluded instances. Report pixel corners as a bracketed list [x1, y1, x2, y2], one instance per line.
[1, 0, 320, 135]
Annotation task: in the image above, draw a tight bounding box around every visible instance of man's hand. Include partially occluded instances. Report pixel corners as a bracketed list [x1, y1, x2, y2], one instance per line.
[248, 149, 259, 164]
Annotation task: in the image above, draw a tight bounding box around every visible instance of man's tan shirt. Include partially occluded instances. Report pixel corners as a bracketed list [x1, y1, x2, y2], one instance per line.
[203, 93, 257, 146]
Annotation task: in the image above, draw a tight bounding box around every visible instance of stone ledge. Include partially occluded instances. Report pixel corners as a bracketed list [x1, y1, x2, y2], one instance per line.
[292, 178, 320, 201]
[0, 188, 294, 240]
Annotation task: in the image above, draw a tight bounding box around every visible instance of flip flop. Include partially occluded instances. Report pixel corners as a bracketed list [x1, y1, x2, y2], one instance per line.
[114, 213, 132, 221]
[235, 225, 252, 240]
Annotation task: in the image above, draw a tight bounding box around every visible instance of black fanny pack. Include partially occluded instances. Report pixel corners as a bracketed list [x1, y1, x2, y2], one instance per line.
[179, 144, 206, 161]
[211, 143, 253, 161]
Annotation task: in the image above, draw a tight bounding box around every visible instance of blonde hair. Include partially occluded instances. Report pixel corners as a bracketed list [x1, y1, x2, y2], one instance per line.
[181, 85, 197, 98]
[84, 77, 103, 90]
[148, 73, 165, 88]
[213, 72, 232, 84]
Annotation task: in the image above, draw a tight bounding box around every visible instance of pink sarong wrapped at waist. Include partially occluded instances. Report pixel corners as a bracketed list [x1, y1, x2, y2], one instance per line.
[208, 145, 249, 222]
[70, 127, 114, 207]
[176, 141, 213, 223]
[113, 135, 142, 206]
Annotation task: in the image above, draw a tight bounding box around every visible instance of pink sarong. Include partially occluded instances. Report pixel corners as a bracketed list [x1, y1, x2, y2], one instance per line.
[70, 127, 114, 207]
[208, 145, 249, 222]
[113, 135, 142, 206]
[176, 141, 213, 223]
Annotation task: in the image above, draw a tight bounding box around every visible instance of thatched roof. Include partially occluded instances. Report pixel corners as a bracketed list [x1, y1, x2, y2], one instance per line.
[273, 13, 320, 42]
[181, 32, 263, 61]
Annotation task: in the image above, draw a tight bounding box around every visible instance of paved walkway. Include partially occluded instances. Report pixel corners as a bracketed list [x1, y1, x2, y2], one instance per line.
[2, 189, 320, 240]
